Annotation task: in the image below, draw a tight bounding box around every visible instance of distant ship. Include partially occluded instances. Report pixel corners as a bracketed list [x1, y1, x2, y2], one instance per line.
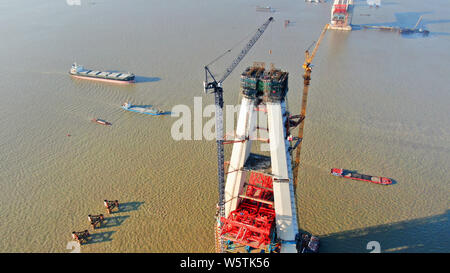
[69, 63, 135, 83]
[256, 6, 274, 12]
[92, 118, 111, 126]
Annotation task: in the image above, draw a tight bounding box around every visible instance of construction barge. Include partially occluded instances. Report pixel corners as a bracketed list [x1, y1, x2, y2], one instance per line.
[361, 16, 430, 36]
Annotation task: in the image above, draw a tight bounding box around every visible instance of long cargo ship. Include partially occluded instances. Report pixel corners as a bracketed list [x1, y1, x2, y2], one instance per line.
[331, 168, 392, 185]
[69, 63, 135, 83]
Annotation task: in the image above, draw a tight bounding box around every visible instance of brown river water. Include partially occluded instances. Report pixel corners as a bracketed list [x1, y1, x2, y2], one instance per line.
[0, 0, 449, 252]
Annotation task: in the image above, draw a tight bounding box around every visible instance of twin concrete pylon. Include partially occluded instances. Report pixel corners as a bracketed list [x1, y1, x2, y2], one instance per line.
[223, 64, 298, 253]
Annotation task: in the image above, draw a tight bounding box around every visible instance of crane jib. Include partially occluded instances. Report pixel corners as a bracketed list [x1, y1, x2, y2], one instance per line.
[202, 17, 273, 253]
[218, 17, 274, 84]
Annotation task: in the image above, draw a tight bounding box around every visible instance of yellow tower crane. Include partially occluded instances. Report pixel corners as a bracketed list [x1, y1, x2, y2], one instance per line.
[292, 23, 329, 189]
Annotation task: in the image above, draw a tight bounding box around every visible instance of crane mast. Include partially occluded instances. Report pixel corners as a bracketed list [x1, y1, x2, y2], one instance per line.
[203, 17, 273, 253]
[293, 24, 328, 189]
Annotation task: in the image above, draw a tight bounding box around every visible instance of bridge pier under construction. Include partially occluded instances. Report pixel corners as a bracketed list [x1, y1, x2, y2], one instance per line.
[328, 0, 353, 31]
[218, 63, 299, 253]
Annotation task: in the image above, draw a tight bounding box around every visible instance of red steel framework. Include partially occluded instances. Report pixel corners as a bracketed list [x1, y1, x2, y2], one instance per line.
[333, 4, 348, 14]
[220, 172, 276, 250]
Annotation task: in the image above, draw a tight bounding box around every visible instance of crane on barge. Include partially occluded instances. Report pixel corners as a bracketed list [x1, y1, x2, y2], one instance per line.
[292, 24, 329, 189]
[203, 16, 274, 253]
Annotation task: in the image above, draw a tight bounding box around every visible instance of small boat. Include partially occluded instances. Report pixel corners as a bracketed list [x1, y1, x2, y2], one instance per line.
[306, 236, 320, 253]
[121, 102, 165, 116]
[296, 233, 320, 253]
[92, 118, 111, 126]
[331, 168, 392, 185]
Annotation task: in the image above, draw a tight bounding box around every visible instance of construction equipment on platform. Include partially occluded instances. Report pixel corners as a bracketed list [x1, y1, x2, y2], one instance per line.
[203, 17, 274, 253]
[292, 24, 329, 190]
[72, 230, 90, 245]
[399, 15, 429, 35]
[104, 200, 120, 214]
[88, 214, 105, 229]
[362, 15, 429, 36]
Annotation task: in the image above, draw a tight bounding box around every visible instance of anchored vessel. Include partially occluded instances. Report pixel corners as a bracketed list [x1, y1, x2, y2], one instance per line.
[331, 168, 392, 185]
[69, 63, 135, 83]
[92, 118, 111, 126]
[122, 102, 164, 116]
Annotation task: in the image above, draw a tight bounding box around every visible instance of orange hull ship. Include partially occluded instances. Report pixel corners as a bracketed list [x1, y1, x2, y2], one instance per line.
[331, 168, 392, 185]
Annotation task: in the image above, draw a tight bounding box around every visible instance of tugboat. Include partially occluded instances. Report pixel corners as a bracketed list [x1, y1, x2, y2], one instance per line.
[307, 236, 320, 253]
[69, 63, 135, 83]
[92, 118, 111, 126]
[331, 168, 392, 185]
[121, 102, 165, 116]
[296, 233, 320, 253]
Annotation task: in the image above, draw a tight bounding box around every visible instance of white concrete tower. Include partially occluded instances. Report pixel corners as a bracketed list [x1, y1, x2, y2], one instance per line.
[222, 64, 298, 253]
[224, 96, 257, 216]
[266, 100, 298, 253]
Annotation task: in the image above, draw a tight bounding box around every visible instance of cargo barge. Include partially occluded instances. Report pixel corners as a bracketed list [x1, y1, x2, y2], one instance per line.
[331, 168, 392, 185]
[121, 102, 164, 116]
[69, 63, 135, 83]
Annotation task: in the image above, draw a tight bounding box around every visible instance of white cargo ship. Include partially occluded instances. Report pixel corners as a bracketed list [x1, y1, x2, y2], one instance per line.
[69, 63, 135, 83]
